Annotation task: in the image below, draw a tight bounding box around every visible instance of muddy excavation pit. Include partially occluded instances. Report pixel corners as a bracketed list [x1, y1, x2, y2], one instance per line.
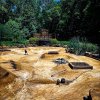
[69, 62, 93, 69]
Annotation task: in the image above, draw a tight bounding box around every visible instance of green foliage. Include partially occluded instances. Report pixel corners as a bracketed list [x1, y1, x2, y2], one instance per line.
[1, 40, 29, 46]
[1, 41, 17, 46]
[4, 20, 21, 42]
[67, 37, 99, 55]
[29, 37, 39, 45]
[21, 27, 29, 39]
[18, 40, 29, 45]
[38, 0, 61, 32]
[50, 39, 59, 45]
[15, 0, 40, 32]
[59, 41, 69, 46]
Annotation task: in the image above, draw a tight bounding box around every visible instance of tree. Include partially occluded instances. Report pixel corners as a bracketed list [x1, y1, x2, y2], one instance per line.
[4, 19, 22, 42]
[15, 0, 40, 33]
[53, 0, 100, 44]
[40, 0, 61, 33]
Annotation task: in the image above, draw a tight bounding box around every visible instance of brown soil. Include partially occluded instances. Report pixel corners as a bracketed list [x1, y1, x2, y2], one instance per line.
[0, 47, 100, 100]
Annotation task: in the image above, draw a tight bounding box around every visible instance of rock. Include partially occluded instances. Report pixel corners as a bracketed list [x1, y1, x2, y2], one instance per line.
[61, 78, 66, 84]
[68, 48, 74, 53]
[63, 45, 68, 48]
[84, 52, 92, 57]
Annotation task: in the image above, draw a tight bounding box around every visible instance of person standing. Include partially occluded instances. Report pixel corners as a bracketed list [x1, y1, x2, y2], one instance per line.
[25, 49, 28, 55]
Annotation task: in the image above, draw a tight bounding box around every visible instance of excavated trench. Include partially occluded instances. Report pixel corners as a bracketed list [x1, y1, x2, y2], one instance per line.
[0, 47, 100, 100]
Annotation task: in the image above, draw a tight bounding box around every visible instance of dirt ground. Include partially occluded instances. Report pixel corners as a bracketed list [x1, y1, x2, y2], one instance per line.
[0, 47, 100, 100]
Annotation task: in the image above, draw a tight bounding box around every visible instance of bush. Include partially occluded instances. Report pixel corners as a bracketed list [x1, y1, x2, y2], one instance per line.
[50, 39, 59, 45]
[4, 20, 21, 42]
[67, 37, 99, 55]
[1, 41, 16, 46]
[19, 40, 29, 45]
[59, 41, 69, 46]
[29, 37, 39, 45]
[0, 40, 29, 47]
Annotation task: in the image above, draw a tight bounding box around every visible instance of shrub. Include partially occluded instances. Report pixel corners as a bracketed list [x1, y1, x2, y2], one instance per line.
[67, 37, 99, 55]
[59, 41, 69, 46]
[19, 40, 29, 45]
[1, 41, 16, 46]
[50, 39, 59, 45]
[0, 40, 29, 47]
[29, 37, 39, 45]
[4, 20, 21, 42]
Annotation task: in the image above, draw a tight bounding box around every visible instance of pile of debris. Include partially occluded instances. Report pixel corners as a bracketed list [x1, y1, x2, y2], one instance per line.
[65, 48, 74, 53]
[84, 52, 100, 60]
[53, 58, 68, 64]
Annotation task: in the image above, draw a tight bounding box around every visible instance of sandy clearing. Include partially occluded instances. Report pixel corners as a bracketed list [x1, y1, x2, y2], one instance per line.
[0, 47, 100, 100]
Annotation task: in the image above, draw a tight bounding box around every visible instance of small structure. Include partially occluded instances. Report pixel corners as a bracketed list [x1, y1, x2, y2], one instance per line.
[33, 29, 52, 46]
[69, 62, 93, 69]
[34, 29, 52, 40]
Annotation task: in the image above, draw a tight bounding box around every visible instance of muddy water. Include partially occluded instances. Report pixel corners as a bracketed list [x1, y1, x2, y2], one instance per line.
[0, 47, 100, 100]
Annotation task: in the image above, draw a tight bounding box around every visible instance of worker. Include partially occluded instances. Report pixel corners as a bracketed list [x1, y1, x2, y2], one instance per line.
[25, 49, 28, 55]
[56, 79, 61, 85]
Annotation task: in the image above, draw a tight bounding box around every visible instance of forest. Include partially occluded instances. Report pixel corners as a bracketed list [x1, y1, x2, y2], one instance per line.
[0, 0, 100, 54]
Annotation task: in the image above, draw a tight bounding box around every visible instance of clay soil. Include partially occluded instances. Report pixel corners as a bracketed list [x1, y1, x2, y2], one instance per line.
[0, 47, 100, 100]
